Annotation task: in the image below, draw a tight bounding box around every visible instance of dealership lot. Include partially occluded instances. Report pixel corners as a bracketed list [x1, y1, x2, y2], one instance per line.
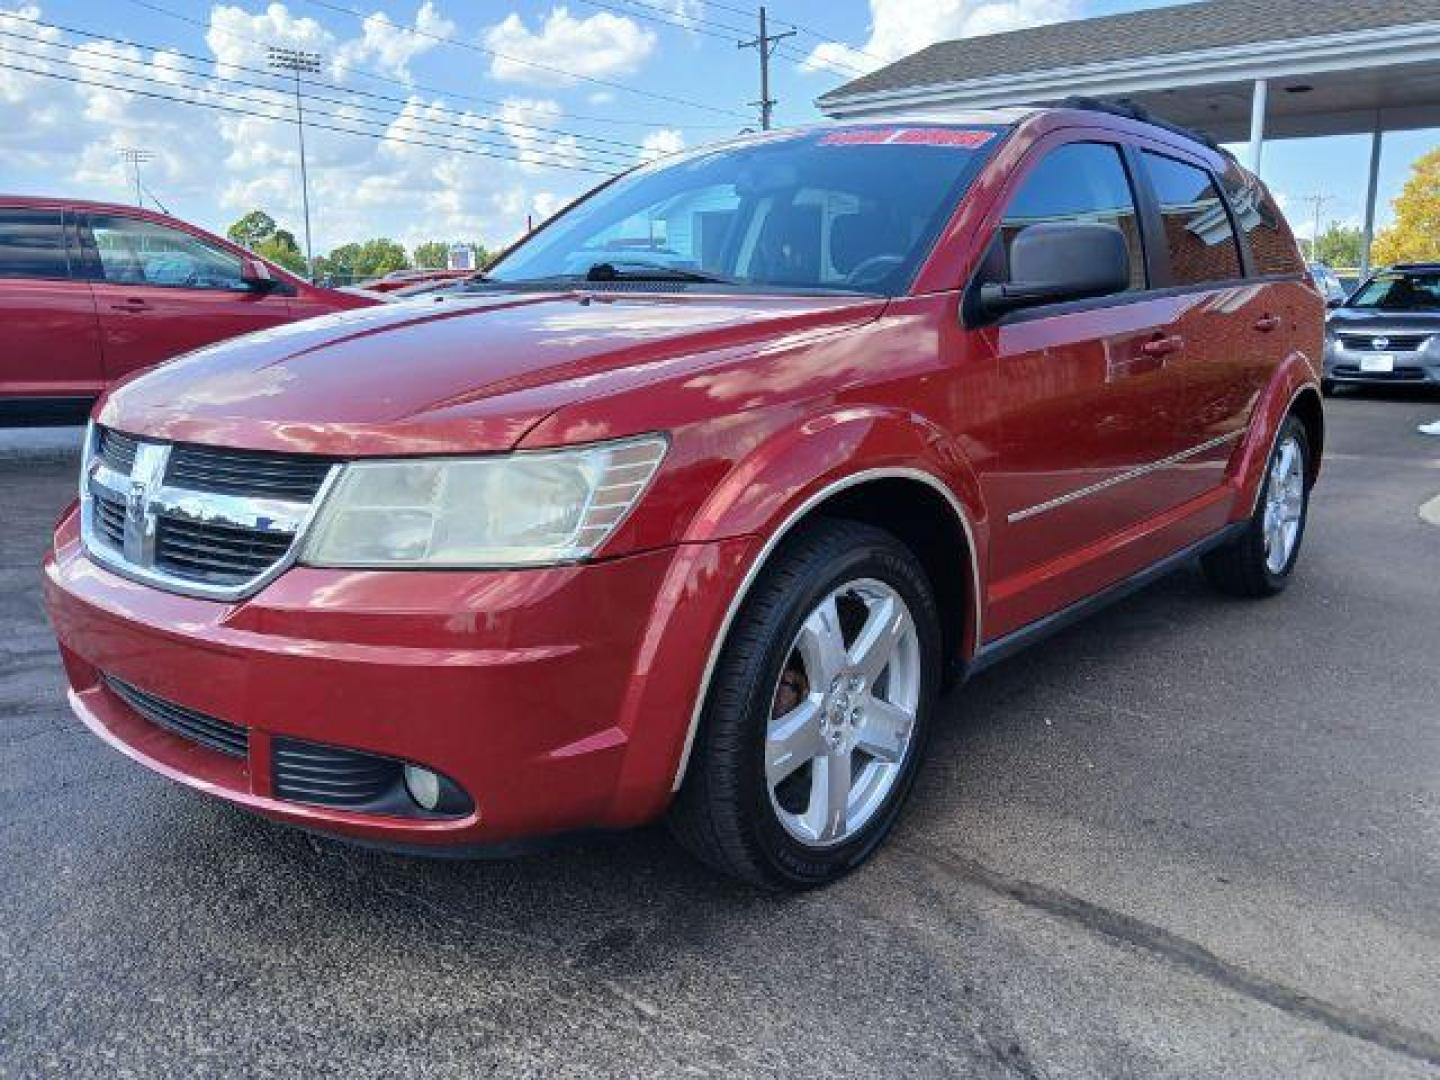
[2, 396, 1438, 1078]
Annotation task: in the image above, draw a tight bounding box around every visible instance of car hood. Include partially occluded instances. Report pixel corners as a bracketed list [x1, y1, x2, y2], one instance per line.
[98, 290, 885, 455]
[1327, 308, 1440, 333]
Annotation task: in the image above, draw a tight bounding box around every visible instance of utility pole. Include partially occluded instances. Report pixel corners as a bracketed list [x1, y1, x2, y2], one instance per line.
[117, 147, 153, 208]
[738, 6, 795, 131]
[268, 46, 322, 282]
[1299, 193, 1336, 261]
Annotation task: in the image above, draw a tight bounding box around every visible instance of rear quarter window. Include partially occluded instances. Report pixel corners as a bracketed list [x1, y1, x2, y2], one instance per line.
[1140, 151, 1242, 287]
[1219, 164, 1306, 277]
[0, 208, 69, 281]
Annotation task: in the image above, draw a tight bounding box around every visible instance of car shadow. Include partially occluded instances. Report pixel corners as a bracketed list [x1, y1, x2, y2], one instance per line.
[131, 562, 1219, 969]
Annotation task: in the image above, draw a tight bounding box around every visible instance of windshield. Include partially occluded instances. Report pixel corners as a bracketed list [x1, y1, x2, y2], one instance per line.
[1346, 270, 1440, 311]
[487, 125, 1007, 295]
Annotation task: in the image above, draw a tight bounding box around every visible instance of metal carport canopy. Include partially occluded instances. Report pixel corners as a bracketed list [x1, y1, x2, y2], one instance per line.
[817, 0, 1440, 273]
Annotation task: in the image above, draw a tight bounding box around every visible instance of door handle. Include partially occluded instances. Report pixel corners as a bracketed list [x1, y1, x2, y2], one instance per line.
[1253, 314, 1282, 332]
[1139, 334, 1185, 358]
[109, 299, 152, 313]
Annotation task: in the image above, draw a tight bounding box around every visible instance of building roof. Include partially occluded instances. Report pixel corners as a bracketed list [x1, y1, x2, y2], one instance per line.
[819, 0, 1440, 106]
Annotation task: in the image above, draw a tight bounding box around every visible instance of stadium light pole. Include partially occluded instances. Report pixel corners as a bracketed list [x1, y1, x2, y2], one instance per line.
[267, 46, 321, 282]
[117, 147, 153, 208]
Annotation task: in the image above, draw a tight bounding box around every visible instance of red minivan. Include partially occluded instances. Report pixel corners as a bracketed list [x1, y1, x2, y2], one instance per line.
[43, 105, 1324, 887]
[0, 197, 374, 425]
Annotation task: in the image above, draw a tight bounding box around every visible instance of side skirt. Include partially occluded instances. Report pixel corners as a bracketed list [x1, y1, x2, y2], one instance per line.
[961, 520, 1248, 681]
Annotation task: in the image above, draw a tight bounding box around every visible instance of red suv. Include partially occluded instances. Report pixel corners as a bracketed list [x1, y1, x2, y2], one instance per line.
[43, 106, 1324, 887]
[0, 197, 375, 425]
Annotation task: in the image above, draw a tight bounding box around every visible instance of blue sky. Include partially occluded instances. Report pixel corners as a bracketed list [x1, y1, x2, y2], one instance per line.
[0, 0, 1431, 258]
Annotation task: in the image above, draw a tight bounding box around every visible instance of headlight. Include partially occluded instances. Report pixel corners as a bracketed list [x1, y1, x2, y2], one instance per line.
[301, 434, 667, 568]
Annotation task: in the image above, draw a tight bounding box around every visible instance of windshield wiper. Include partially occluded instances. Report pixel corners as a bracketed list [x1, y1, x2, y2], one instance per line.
[584, 261, 735, 285]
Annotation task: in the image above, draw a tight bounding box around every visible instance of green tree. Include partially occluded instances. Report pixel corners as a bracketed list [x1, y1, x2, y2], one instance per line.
[315, 238, 410, 284]
[1373, 148, 1440, 266]
[412, 240, 491, 270]
[412, 240, 449, 269]
[227, 209, 279, 249]
[1311, 222, 1363, 268]
[254, 230, 307, 275]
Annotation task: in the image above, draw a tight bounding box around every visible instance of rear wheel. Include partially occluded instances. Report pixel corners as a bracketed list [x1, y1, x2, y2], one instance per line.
[1202, 415, 1311, 597]
[668, 519, 942, 889]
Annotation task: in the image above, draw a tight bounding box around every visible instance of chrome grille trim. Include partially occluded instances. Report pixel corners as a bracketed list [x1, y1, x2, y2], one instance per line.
[167, 444, 335, 502]
[96, 427, 139, 474]
[1336, 332, 1431, 353]
[79, 423, 341, 602]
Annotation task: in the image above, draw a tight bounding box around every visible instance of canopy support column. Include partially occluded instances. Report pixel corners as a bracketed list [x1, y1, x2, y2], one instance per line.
[1360, 119, 1384, 277]
[1248, 78, 1268, 176]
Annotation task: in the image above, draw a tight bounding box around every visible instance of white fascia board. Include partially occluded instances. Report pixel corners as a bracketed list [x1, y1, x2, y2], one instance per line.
[820, 21, 1440, 116]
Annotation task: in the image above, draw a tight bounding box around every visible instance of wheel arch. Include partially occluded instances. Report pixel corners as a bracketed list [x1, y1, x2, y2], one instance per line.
[670, 466, 982, 791]
[1288, 385, 1325, 487]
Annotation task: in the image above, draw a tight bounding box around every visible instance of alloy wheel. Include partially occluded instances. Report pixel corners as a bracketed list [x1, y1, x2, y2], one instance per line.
[1263, 435, 1305, 574]
[764, 578, 922, 848]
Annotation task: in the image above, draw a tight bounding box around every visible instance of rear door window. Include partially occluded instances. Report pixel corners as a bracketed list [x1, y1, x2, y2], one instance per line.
[1141, 152, 1242, 286]
[1000, 142, 1146, 290]
[1219, 164, 1305, 277]
[0, 208, 69, 280]
[87, 215, 246, 290]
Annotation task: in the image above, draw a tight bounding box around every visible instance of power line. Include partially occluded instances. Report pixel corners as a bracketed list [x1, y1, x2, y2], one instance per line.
[576, 0, 749, 46]
[0, 25, 640, 171]
[704, 0, 891, 66]
[294, 0, 751, 120]
[577, 0, 868, 77]
[6, 13, 656, 155]
[0, 58, 619, 176]
[103, 0, 741, 130]
[738, 6, 795, 131]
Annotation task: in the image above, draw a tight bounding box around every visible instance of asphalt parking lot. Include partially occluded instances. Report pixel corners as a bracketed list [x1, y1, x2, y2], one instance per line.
[2, 394, 1438, 1079]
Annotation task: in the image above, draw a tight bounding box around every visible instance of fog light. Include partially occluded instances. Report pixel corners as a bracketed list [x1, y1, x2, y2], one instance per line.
[403, 764, 442, 811]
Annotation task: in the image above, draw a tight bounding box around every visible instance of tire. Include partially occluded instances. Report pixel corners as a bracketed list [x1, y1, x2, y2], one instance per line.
[1321, 379, 1335, 397]
[1201, 414, 1312, 598]
[667, 518, 942, 889]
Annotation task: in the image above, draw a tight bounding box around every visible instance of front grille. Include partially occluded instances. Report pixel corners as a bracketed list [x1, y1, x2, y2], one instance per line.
[155, 516, 295, 586]
[1334, 365, 1428, 382]
[97, 427, 138, 474]
[272, 738, 401, 809]
[86, 427, 336, 596]
[1337, 333, 1431, 352]
[104, 676, 248, 759]
[166, 444, 335, 502]
[92, 488, 127, 549]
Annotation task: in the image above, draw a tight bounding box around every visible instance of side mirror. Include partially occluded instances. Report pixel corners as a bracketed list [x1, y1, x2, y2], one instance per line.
[979, 222, 1130, 318]
[241, 257, 278, 292]
[1326, 296, 1344, 309]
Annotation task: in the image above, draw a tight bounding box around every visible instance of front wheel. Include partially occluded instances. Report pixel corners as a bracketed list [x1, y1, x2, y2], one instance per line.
[668, 519, 942, 889]
[1201, 415, 1312, 597]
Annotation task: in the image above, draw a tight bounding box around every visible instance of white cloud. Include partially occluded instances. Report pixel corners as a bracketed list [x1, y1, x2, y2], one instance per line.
[483, 6, 655, 86]
[333, 1, 455, 83]
[0, 2, 601, 255]
[206, 2, 335, 79]
[495, 97, 583, 172]
[801, 0, 1077, 76]
[639, 128, 684, 163]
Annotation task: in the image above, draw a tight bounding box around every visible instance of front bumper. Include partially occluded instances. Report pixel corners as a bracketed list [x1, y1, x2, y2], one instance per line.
[43, 504, 754, 849]
[1323, 344, 1440, 386]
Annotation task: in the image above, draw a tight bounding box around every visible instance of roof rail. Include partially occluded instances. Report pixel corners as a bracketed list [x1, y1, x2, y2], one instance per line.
[1057, 96, 1236, 161]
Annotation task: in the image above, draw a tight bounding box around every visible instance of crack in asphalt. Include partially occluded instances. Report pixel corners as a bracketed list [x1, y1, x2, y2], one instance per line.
[899, 844, 1440, 1070]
